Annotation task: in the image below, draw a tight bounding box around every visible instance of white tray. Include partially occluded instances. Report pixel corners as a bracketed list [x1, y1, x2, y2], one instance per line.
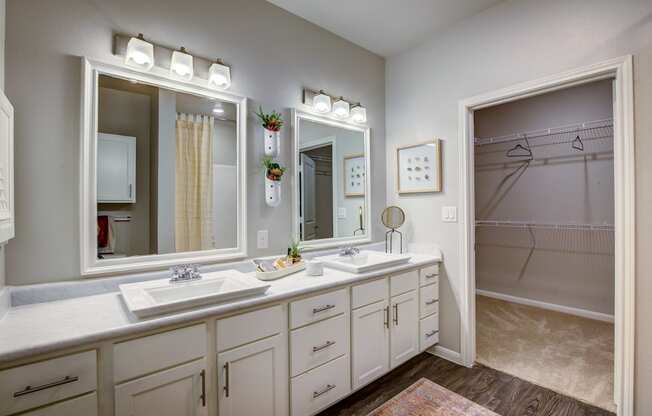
[255, 261, 305, 281]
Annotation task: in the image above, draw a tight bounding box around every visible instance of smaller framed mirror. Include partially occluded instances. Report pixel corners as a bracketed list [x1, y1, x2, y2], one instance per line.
[292, 110, 371, 249]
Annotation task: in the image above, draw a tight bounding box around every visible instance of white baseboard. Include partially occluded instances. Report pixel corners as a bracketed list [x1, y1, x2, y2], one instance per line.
[426, 345, 465, 367]
[476, 289, 614, 323]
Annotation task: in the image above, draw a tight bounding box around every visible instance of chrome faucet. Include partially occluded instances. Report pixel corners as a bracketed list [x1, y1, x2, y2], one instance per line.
[339, 245, 360, 257]
[169, 264, 202, 283]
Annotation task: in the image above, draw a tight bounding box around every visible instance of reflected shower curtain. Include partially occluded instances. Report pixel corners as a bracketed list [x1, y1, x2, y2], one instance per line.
[175, 113, 214, 252]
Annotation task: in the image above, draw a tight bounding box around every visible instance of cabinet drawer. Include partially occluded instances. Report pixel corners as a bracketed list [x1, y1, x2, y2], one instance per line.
[20, 392, 97, 416]
[420, 314, 439, 352]
[290, 354, 350, 416]
[290, 289, 348, 329]
[217, 304, 285, 352]
[0, 350, 97, 416]
[419, 283, 439, 318]
[290, 314, 349, 377]
[352, 278, 388, 309]
[114, 324, 206, 383]
[419, 264, 439, 287]
[390, 270, 419, 297]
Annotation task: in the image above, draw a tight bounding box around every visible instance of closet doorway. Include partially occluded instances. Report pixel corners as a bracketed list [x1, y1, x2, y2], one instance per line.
[473, 80, 614, 411]
[458, 56, 635, 416]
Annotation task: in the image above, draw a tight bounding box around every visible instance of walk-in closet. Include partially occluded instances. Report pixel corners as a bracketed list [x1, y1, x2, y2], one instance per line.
[473, 79, 615, 411]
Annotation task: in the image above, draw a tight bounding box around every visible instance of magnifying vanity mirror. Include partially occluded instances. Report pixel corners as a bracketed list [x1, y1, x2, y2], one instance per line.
[81, 58, 247, 275]
[292, 110, 371, 249]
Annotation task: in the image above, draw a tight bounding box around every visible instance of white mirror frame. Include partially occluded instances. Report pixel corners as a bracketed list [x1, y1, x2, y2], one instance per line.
[291, 109, 371, 250]
[80, 57, 247, 276]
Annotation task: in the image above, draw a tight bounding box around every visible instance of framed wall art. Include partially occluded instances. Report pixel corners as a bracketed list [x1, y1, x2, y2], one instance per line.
[344, 154, 365, 197]
[396, 139, 442, 194]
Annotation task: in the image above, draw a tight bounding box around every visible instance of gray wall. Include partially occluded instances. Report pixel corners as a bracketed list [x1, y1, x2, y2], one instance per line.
[474, 80, 614, 315]
[4, 0, 385, 284]
[384, 0, 652, 412]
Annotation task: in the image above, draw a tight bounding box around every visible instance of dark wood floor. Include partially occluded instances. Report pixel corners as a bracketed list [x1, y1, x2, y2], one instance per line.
[317, 353, 614, 416]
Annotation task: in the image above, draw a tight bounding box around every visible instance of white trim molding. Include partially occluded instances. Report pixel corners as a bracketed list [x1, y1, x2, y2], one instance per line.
[80, 56, 248, 276]
[458, 56, 635, 416]
[291, 109, 372, 251]
[476, 289, 614, 323]
[428, 345, 464, 367]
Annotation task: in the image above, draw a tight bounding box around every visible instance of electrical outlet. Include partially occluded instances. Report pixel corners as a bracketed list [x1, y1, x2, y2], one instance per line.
[442, 206, 457, 222]
[257, 230, 269, 249]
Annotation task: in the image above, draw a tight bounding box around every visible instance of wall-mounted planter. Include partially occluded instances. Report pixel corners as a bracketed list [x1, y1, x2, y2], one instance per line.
[264, 128, 280, 157]
[265, 176, 282, 207]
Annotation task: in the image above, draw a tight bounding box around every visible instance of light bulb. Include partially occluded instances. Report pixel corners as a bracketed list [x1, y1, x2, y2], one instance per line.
[351, 104, 367, 123]
[313, 91, 331, 113]
[208, 61, 231, 89]
[332, 97, 350, 118]
[125, 34, 154, 71]
[170, 47, 194, 80]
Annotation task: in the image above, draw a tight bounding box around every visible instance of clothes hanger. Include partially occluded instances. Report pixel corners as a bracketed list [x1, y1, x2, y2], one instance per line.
[572, 131, 584, 151]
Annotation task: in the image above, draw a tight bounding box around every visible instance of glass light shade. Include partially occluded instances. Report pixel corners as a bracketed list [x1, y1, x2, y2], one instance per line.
[313, 92, 331, 113]
[208, 62, 231, 89]
[170, 48, 194, 80]
[125, 35, 154, 70]
[351, 105, 367, 123]
[332, 98, 350, 118]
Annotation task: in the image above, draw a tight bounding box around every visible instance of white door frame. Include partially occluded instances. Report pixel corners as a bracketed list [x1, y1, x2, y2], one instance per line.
[458, 55, 635, 416]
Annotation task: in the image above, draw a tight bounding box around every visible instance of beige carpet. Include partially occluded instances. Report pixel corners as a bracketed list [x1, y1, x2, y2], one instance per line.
[476, 295, 615, 411]
[368, 378, 499, 416]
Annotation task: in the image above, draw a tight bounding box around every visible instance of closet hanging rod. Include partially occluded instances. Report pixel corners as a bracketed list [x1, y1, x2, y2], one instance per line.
[474, 118, 613, 147]
[475, 220, 614, 231]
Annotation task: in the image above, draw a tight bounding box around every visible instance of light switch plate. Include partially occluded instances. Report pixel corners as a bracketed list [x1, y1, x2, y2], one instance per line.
[257, 230, 269, 249]
[442, 206, 457, 222]
[337, 207, 347, 219]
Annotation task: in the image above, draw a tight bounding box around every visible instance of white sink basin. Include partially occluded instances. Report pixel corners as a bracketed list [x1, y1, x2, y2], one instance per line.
[120, 270, 270, 318]
[315, 250, 412, 274]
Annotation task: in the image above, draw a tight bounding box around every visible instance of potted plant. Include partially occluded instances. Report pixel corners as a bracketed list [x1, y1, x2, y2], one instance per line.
[255, 106, 283, 156]
[287, 239, 302, 264]
[262, 156, 285, 206]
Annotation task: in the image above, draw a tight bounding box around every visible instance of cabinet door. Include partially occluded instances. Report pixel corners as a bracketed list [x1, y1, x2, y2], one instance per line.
[352, 300, 390, 390]
[390, 290, 419, 369]
[97, 133, 136, 203]
[115, 359, 207, 416]
[217, 334, 288, 416]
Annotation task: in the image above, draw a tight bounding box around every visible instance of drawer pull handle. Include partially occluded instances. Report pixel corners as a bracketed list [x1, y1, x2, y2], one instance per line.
[313, 384, 336, 399]
[13, 375, 79, 398]
[313, 304, 336, 314]
[426, 273, 437, 278]
[200, 369, 206, 407]
[393, 304, 399, 326]
[425, 299, 438, 305]
[426, 330, 437, 338]
[384, 306, 390, 329]
[223, 362, 230, 398]
[312, 340, 336, 352]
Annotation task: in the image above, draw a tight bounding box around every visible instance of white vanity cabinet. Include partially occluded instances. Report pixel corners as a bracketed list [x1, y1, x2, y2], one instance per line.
[389, 290, 419, 368]
[419, 264, 440, 351]
[97, 133, 136, 203]
[216, 305, 288, 416]
[113, 324, 208, 416]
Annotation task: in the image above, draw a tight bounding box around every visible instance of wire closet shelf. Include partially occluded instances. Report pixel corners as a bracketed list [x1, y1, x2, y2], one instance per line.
[473, 117, 613, 147]
[475, 220, 614, 231]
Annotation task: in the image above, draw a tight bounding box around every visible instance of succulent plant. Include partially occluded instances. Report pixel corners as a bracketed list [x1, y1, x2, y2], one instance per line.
[262, 156, 286, 181]
[255, 106, 284, 132]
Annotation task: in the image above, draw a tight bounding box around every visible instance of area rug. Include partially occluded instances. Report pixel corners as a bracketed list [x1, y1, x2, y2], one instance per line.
[367, 378, 498, 416]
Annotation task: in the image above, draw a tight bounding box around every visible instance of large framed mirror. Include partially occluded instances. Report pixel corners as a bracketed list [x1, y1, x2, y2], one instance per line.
[80, 58, 247, 275]
[292, 110, 371, 249]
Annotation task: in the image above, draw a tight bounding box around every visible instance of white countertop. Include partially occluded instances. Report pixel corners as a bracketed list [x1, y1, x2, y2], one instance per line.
[0, 253, 440, 364]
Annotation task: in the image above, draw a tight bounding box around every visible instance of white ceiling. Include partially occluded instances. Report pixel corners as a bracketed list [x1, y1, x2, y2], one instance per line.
[268, 0, 503, 57]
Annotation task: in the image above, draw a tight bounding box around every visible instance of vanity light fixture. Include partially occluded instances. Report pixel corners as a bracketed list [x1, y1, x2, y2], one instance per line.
[313, 90, 332, 113]
[351, 103, 367, 123]
[332, 97, 350, 119]
[208, 59, 231, 89]
[170, 47, 194, 80]
[125, 34, 154, 71]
